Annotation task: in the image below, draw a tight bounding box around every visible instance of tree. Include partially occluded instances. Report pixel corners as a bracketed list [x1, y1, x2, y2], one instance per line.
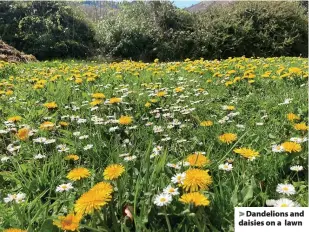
[0, 1, 96, 60]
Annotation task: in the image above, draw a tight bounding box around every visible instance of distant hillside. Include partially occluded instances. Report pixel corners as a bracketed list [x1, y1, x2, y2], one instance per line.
[185, 0, 236, 12]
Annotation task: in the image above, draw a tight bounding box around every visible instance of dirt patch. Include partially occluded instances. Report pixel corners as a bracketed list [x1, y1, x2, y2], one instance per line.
[0, 40, 37, 63]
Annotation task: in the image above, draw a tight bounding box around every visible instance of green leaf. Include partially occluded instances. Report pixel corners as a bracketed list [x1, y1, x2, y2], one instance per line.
[40, 219, 59, 232]
[241, 185, 254, 203]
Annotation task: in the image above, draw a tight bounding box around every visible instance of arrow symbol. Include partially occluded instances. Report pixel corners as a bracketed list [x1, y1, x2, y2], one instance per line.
[239, 212, 244, 217]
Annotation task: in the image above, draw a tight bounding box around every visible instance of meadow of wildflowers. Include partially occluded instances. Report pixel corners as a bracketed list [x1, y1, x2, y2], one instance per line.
[0, 57, 308, 231]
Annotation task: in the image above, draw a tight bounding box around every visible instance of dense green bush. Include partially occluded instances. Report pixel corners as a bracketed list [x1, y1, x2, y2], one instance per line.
[96, 1, 307, 61]
[194, 1, 308, 59]
[0, 1, 96, 60]
[96, 1, 195, 61]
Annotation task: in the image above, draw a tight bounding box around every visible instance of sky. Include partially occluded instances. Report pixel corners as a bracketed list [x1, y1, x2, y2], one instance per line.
[173, 0, 201, 8]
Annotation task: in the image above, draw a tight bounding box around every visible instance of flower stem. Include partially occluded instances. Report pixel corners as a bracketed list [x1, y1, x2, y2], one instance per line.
[164, 208, 172, 232]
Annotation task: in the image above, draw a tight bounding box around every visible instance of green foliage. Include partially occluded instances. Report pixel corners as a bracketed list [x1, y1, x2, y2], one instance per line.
[95, 1, 308, 61]
[96, 1, 195, 61]
[195, 1, 308, 59]
[0, 1, 96, 60]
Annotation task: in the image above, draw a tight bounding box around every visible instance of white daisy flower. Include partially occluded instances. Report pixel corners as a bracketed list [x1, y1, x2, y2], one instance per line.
[290, 165, 303, 172]
[161, 137, 171, 141]
[176, 161, 190, 167]
[4, 193, 26, 204]
[124, 155, 137, 162]
[271, 144, 284, 153]
[218, 163, 233, 171]
[276, 183, 296, 195]
[33, 137, 47, 143]
[290, 137, 307, 143]
[77, 118, 87, 124]
[73, 131, 81, 136]
[1, 156, 10, 162]
[0, 129, 9, 134]
[166, 163, 180, 169]
[7, 144, 21, 154]
[83, 144, 93, 150]
[171, 173, 186, 184]
[236, 124, 245, 130]
[56, 183, 74, 192]
[57, 144, 69, 153]
[79, 135, 89, 140]
[153, 126, 164, 133]
[278, 98, 293, 105]
[44, 139, 56, 144]
[34, 154, 46, 159]
[163, 185, 179, 196]
[266, 199, 276, 206]
[109, 126, 119, 132]
[274, 198, 299, 207]
[119, 153, 130, 157]
[153, 193, 172, 207]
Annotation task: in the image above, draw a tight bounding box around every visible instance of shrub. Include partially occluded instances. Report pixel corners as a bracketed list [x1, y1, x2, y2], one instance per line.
[194, 1, 308, 59]
[0, 1, 96, 60]
[95, 1, 195, 61]
[95, 1, 307, 61]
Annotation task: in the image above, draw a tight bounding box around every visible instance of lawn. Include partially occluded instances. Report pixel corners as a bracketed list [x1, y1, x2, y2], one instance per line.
[0, 57, 308, 232]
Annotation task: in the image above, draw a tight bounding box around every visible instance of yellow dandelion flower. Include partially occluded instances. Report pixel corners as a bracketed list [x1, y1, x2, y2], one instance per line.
[59, 121, 69, 127]
[175, 87, 184, 93]
[186, 153, 210, 167]
[7, 116, 22, 122]
[90, 182, 113, 194]
[92, 93, 105, 99]
[6, 90, 14, 95]
[65, 154, 79, 161]
[75, 78, 82, 84]
[87, 77, 95, 82]
[150, 98, 158, 103]
[226, 105, 235, 110]
[294, 122, 308, 131]
[3, 229, 27, 232]
[90, 99, 103, 106]
[43, 101, 58, 109]
[118, 116, 133, 125]
[103, 164, 125, 180]
[200, 120, 213, 127]
[17, 127, 30, 141]
[225, 81, 233, 87]
[67, 167, 90, 181]
[53, 213, 81, 231]
[289, 67, 302, 75]
[218, 133, 237, 144]
[287, 113, 300, 122]
[74, 189, 112, 215]
[109, 97, 122, 104]
[182, 169, 212, 192]
[145, 102, 151, 107]
[33, 84, 45, 89]
[233, 148, 259, 160]
[179, 192, 210, 206]
[39, 121, 55, 130]
[156, 91, 167, 97]
[281, 142, 302, 153]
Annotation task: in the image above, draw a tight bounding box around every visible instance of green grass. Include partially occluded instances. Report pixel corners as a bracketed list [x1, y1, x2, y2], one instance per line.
[0, 57, 308, 232]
